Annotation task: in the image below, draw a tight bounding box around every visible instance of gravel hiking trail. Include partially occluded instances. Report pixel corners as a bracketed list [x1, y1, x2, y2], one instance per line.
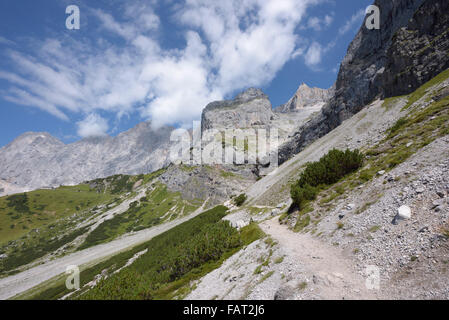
[260, 218, 383, 300]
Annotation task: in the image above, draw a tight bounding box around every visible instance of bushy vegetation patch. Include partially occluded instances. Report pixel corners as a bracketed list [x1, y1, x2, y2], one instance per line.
[27, 206, 264, 300]
[74, 206, 263, 300]
[5, 194, 30, 214]
[79, 206, 236, 299]
[290, 149, 364, 209]
[0, 184, 115, 246]
[89, 174, 135, 194]
[233, 193, 247, 207]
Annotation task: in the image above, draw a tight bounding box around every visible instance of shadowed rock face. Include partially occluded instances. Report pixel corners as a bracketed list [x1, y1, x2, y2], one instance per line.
[0, 122, 174, 192]
[278, 0, 449, 164]
[381, 0, 449, 97]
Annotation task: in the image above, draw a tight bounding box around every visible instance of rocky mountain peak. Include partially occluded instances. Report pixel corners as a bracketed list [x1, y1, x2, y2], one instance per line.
[275, 83, 333, 113]
[10, 131, 63, 146]
[2, 132, 64, 157]
[0, 121, 174, 193]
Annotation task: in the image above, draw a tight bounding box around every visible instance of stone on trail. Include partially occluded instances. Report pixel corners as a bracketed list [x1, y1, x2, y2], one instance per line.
[397, 205, 412, 220]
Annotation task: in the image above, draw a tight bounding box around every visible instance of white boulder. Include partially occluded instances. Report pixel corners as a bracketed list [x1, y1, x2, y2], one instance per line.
[397, 205, 412, 220]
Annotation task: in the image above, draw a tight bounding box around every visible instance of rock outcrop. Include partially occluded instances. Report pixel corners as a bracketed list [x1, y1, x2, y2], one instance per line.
[278, 0, 449, 164]
[201, 88, 273, 133]
[159, 165, 257, 207]
[381, 0, 449, 97]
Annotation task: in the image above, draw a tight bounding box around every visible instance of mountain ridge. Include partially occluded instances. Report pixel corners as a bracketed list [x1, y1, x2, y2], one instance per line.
[0, 84, 327, 196]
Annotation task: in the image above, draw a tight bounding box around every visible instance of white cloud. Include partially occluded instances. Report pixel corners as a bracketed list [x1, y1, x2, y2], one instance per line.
[91, 2, 160, 40]
[177, 0, 320, 94]
[304, 14, 333, 31]
[304, 42, 323, 67]
[339, 9, 365, 36]
[292, 47, 306, 59]
[324, 14, 333, 26]
[299, 7, 365, 70]
[0, 0, 323, 134]
[307, 17, 321, 30]
[92, 9, 137, 40]
[77, 114, 109, 138]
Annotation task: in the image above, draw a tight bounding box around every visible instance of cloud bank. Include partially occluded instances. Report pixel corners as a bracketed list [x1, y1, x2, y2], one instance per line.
[0, 0, 352, 137]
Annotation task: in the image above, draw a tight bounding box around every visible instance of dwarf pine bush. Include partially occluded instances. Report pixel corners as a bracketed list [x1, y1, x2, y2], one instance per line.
[291, 149, 364, 209]
[233, 194, 247, 207]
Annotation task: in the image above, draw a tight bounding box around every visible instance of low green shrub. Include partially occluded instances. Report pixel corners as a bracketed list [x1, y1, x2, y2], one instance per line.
[290, 149, 364, 209]
[6, 194, 30, 214]
[0, 226, 90, 273]
[233, 194, 247, 207]
[290, 184, 318, 210]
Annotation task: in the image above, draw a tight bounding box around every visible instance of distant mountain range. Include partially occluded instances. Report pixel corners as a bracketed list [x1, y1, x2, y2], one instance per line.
[0, 122, 174, 194]
[0, 85, 330, 196]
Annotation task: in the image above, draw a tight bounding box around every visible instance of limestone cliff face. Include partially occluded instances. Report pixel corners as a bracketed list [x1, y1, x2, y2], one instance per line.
[275, 83, 333, 113]
[278, 0, 449, 164]
[159, 165, 257, 207]
[201, 88, 273, 133]
[381, 0, 449, 97]
[200, 86, 328, 148]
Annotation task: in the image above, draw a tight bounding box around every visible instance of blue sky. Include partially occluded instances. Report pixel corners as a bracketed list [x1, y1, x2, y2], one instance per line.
[0, 0, 372, 147]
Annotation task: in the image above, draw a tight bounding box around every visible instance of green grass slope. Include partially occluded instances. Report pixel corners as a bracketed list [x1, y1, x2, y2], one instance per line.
[78, 182, 203, 250]
[22, 206, 264, 300]
[0, 172, 171, 275]
[0, 185, 113, 246]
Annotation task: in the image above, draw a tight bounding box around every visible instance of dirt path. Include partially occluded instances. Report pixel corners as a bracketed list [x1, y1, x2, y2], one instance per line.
[260, 218, 381, 300]
[0, 199, 209, 300]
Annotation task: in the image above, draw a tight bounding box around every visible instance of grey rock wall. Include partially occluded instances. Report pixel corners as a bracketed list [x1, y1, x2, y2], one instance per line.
[278, 0, 448, 164]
